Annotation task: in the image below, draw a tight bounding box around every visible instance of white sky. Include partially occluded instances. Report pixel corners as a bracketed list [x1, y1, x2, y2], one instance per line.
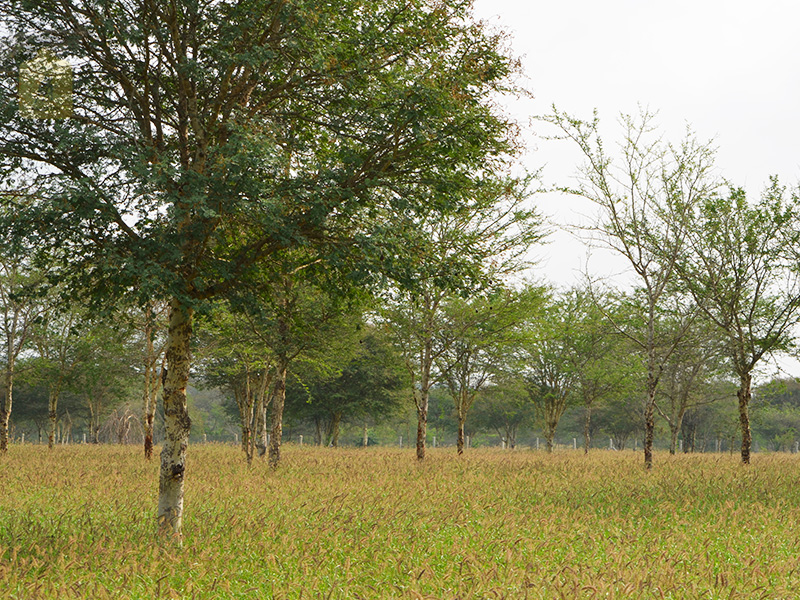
[473, 0, 800, 379]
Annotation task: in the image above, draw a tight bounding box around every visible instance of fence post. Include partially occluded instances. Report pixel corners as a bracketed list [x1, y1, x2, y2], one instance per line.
[203, 433, 207, 443]
[466, 435, 470, 448]
[234, 432, 238, 444]
[573, 437, 577, 450]
[536, 437, 539, 450]
[399, 435, 402, 448]
[299, 435, 303, 447]
[21, 433, 25, 444]
[433, 436, 436, 448]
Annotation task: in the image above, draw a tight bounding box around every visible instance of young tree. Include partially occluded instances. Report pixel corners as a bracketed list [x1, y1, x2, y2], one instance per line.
[1, 0, 525, 534]
[543, 108, 718, 468]
[139, 301, 168, 460]
[436, 285, 542, 454]
[673, 181, 800, 464]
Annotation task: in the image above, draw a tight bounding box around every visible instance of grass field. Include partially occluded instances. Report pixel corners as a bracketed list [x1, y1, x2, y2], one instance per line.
[2, 445, 800, 599]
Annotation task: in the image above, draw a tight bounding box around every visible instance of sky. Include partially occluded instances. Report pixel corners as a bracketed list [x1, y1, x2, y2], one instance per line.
[472, 0, 800, 379]
[472, 0, 800, 286]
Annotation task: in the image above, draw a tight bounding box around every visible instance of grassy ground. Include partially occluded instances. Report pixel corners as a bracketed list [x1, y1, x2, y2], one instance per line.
[2, 445, 800, 599]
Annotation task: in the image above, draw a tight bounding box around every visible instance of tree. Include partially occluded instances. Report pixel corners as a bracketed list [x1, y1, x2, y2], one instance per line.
[653, 315, 728, 454]
[1, 0, 525, 535]
[285, 327, 405, 447]
[543, 108, 718, 468]
[522, 291, 582, 453]
[196, 303, 273, 464]
[436, 285, 541, 454]
[32, 303, 91, 449]
[139, 300, 168, 460]
[470, 376, 531, 449]
[382, 186, 543, 460]
[0, 246, 43, 452]
[673, 180, 800, 464]
[560, 287, 631, 454]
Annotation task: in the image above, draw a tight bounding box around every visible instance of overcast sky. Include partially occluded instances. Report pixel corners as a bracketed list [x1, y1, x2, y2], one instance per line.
[473, 0, 800, 286]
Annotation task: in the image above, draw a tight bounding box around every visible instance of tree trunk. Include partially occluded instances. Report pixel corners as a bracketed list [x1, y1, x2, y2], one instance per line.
[545, 428, 555, 453]
[330, 412, 341, 447]
[583, 404, 592, 455]
[456, 414, 466, 455]
[669, 423, 679, 455]
[314, 417, 322, 447]
[157, 299, 193, 537]
[416, 392, 428, 460]
[416, 336, 432, 460]
[643, 370, 657, 470]
[142, 305, 161, 461]
[255, 388, 268, 458]
[738, 371, 752, 465]
[268, 359, 287, 468]
[47, 389, 59, 450]
[0, 368, 12, 454]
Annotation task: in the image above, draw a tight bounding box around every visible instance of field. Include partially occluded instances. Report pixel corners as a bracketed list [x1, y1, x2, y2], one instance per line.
[2, 445, 800, 599]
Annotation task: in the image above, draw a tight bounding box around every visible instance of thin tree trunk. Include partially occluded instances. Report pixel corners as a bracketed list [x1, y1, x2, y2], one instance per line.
[669, 423, 679, 455]
[331, 412, 341, 447]
[416, 392, 428, 460]
[314, 417, 322, 446]
[0, 368, 12, 453]
[157, 299, 193, 537]
[142, 305, 156, 460]
[583, 403, 592, 455]
[47, 389, 59, 450]
[738, 371, 752, 465]
[268, 359, 287, 468]
[643, 369, 657, 470]
[416, 336, 432, 460]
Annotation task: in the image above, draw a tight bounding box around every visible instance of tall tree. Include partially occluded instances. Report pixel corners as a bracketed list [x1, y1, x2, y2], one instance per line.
[544, 108, 718, 469]
[673, 181, 800, 464]
[0, 0, 524, 535]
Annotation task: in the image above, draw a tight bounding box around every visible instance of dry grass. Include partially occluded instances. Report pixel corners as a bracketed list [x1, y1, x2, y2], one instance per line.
[2, 445, 800, 599]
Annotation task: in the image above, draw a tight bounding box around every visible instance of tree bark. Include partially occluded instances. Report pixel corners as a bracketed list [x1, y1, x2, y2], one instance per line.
[738, 371, 752, 465]
[0, 367, 12, 453]
[47, 389, 59, 450]
[157, 299, 193, 537]
[415, 333, 432, 461]
[545, 428, 555, 453]
[268, 359, 288, 468]
[456, 414, 466, 455]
